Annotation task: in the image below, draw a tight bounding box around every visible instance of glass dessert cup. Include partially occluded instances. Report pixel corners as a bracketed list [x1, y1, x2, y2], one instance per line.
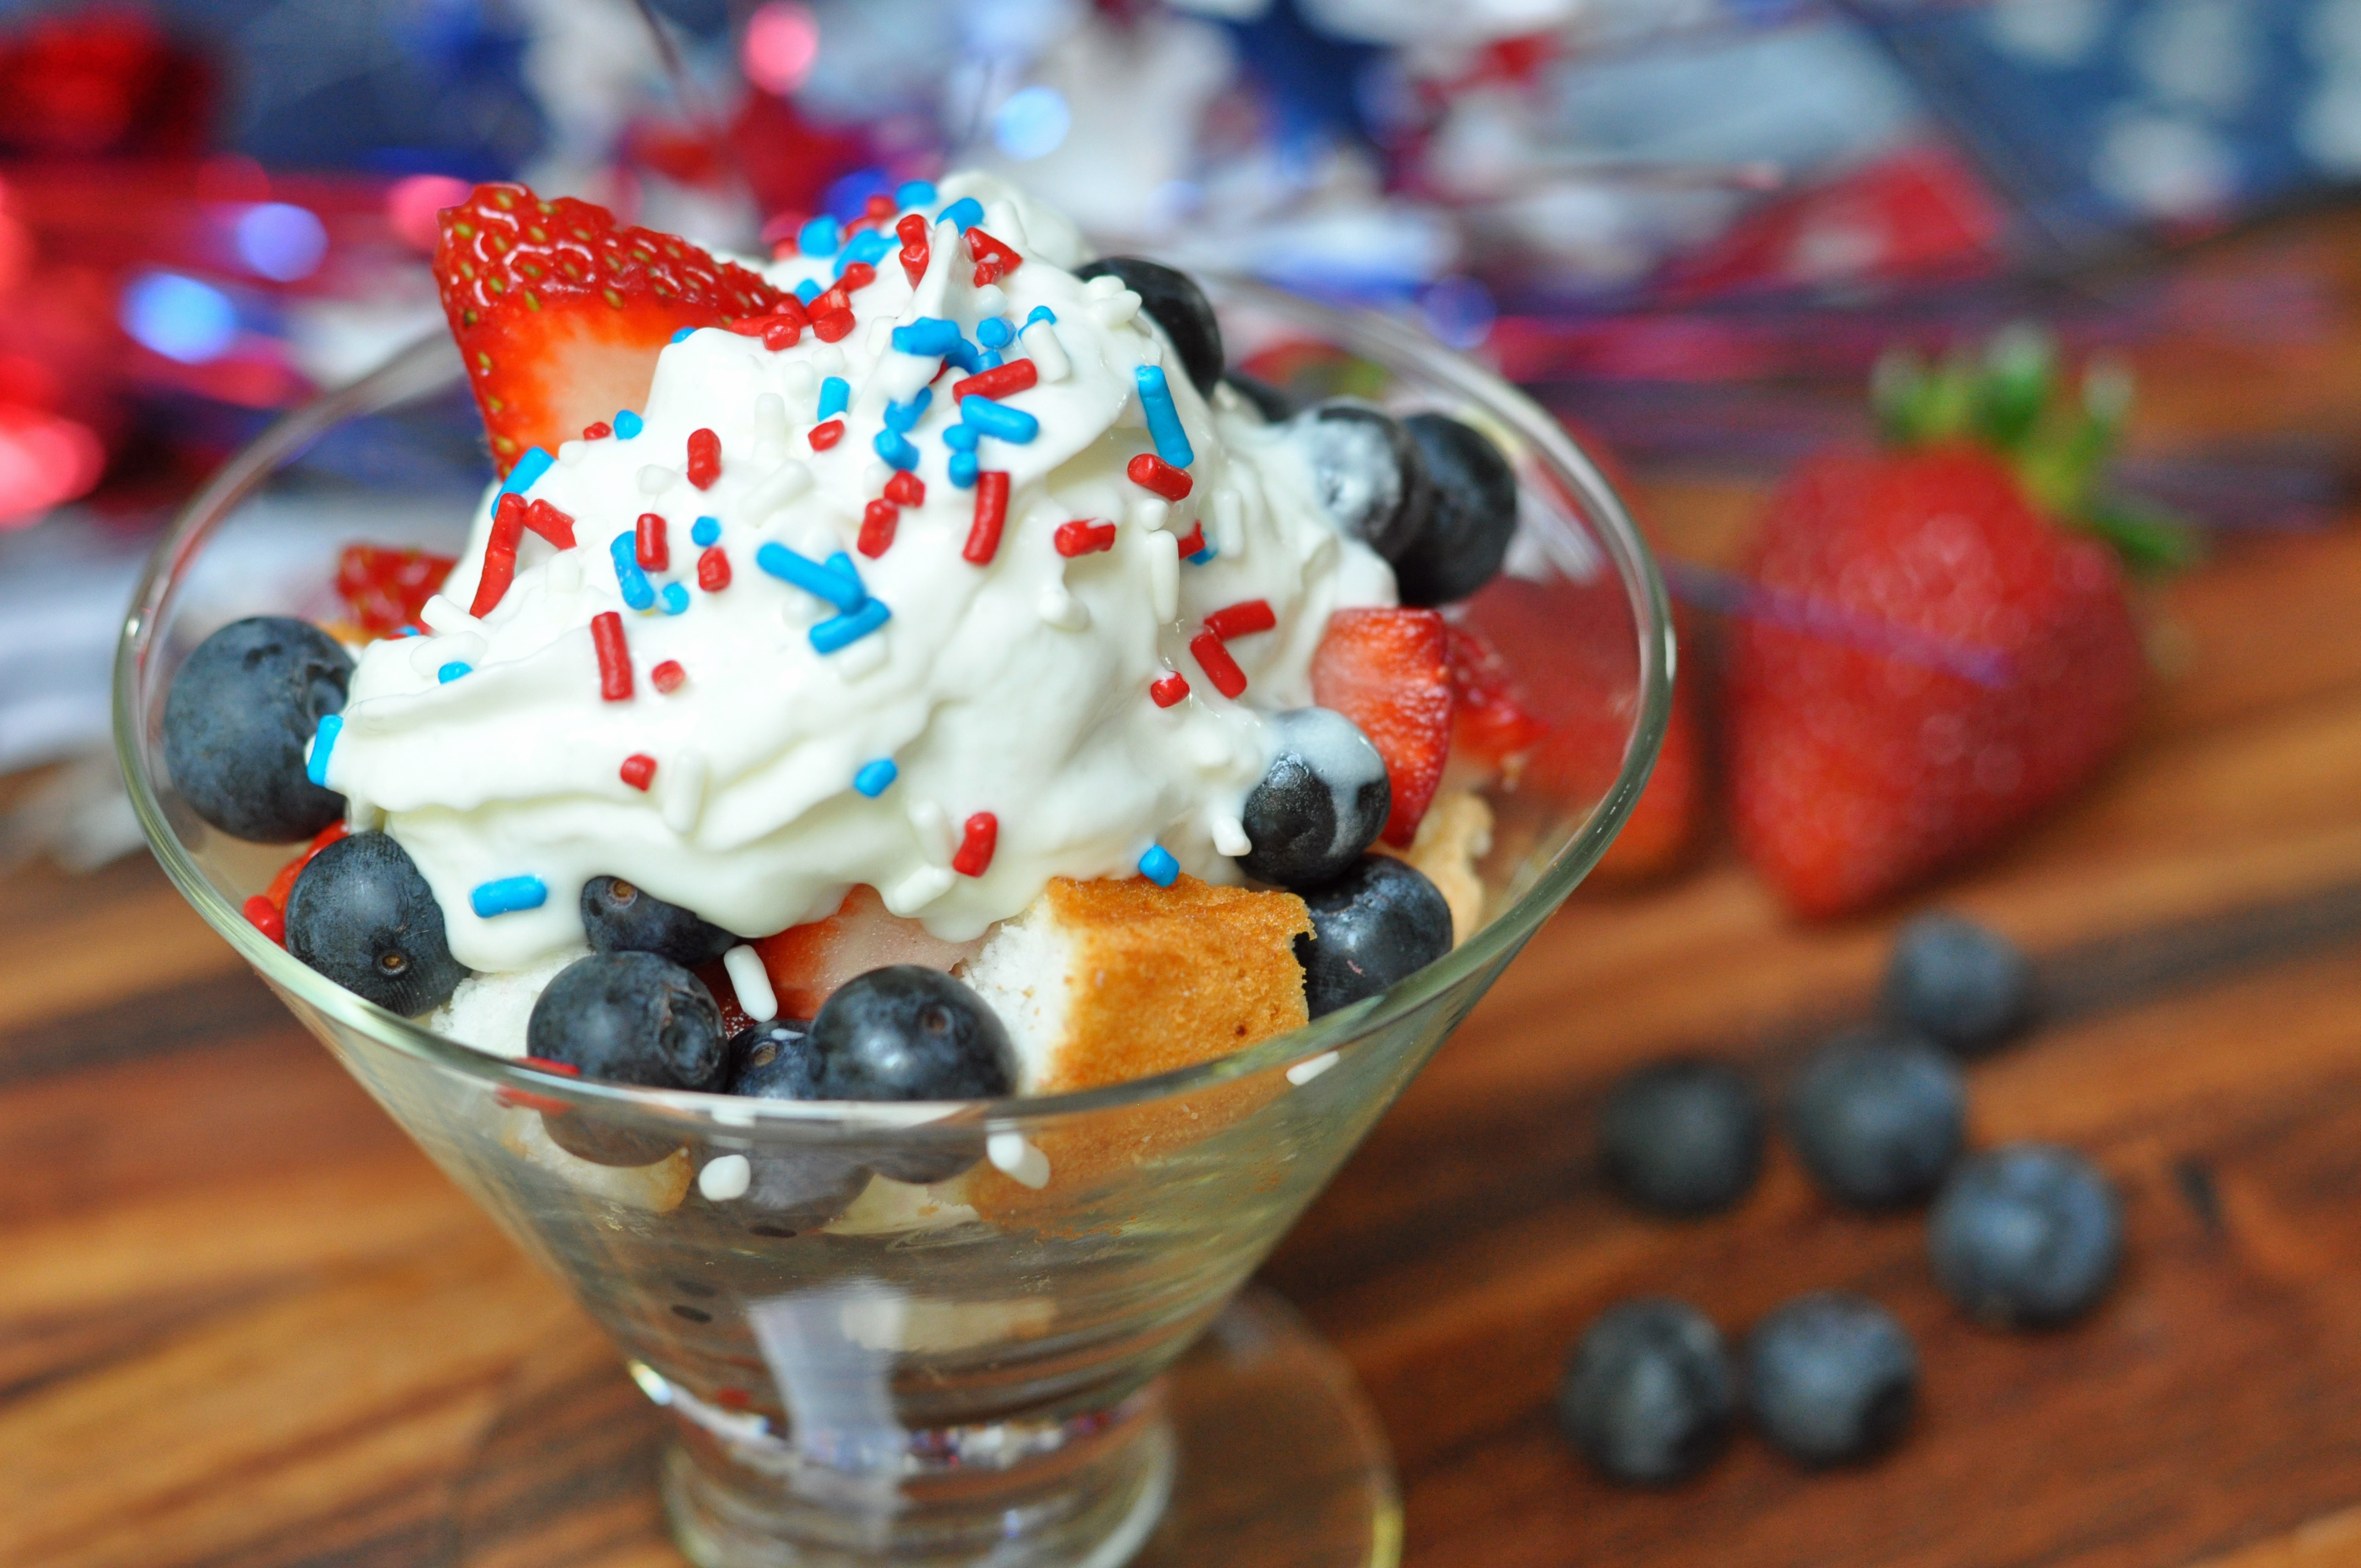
[115, 285, 1672, 1568]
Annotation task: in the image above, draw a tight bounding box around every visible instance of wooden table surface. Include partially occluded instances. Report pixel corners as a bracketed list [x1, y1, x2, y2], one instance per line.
[14, 221, 2361, 1568]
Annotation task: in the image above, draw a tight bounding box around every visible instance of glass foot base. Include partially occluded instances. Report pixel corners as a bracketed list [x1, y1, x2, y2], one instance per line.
[452, 1288, 1399, 1568]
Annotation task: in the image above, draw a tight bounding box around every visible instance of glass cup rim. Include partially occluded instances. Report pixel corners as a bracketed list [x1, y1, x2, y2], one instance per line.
[112, 280, 1674, 1134]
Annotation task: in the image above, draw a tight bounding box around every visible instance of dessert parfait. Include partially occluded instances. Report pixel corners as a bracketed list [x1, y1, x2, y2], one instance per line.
[164, 170, 1544, 1208]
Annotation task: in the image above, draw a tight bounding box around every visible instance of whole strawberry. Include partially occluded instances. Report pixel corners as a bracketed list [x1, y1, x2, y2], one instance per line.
[1727, 333, 2165, 917]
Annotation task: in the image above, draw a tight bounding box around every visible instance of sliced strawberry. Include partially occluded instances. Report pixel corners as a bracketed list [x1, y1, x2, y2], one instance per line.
[334, 545, 455, 638]
[1310, 608, 1454, 847]
[1445, 623, 1548, 767]
[434, 183, 787, 473]
[753, 885, 985, 1020]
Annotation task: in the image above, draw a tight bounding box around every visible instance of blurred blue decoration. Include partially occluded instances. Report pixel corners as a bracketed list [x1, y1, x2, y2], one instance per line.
[1867, 0, 2361, 256]
[233, 203, 329, 282]
[121, 272, 238, 365]
[1220, 0, 1381, 162]
[993, 84, 1071, 161]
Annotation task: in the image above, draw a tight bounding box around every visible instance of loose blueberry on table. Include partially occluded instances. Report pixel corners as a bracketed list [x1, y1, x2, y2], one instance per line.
[1885, 912, 2036, 1057]
[1598, 1059, 1765, 1217]
[1559, 1297, 1737, 1484]
[1745, 1292, 1919, 1467]
[1928, 1143, 2121, 1328]
[1785, 1028, 1966, 1211]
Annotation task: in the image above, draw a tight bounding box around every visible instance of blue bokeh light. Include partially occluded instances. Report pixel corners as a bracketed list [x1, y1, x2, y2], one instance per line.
[121, 271, 239, 364]
[234, 203, 329, 282]
[993, 86, 1071, 162]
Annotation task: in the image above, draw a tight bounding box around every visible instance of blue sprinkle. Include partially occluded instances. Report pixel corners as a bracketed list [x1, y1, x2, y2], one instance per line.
[853, 758, 898, 797]
[948, 451, 978, 488]
[883, 385, 932, 431]
[1138, 846, 1179, 888]
[891, 317, 963, 358]
[1136, 365, 1195, 470]
[437, 661, 472, 683]
[895, 179, 938, 209]
[499, 445, 556, 497]
[809, 597, 890, 655]
[470, 874, 548, 918]
[960, 396, 1039, 443]
[936, 196, 984, 232]
[874, 427, 920, 470]
[660, 581, 690, 614]
[305, 714, 341, 787]
[942, 423, 978, 451]
[670, 326, 696, 344]
[798, 216, 840, 257]
[794, 278, 823, 305]
[836, 230, 894, 275]
[817, 375, 850, 421]
[613, 410, 644, 440]
[1187, 546, 1217, 565]
[976, 318, 1014, 349]
[609, 533, 656, 611]
[691, 515, 721, 547]
[1025, 305, 1057, 327]
[943, 336, 983, 374]
[977, 349, 1004, 371]
[754, 541, 864, 611]
[394, 625, 424, 638]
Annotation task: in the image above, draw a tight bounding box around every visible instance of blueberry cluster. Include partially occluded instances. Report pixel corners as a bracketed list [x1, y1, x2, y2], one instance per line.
[1565, 914, 2121, 1484]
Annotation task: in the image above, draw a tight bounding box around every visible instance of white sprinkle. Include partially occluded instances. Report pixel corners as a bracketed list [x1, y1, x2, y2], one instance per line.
[1020, 318, 1069, 382]
[711, 1101, 758, 1128]
[1147, 535, 1179, 623]
[660, 748, 709, 835]
[982, 200, 1029, 251]
[1287, 1052, 1340, 1087]
[971, 282, 1009, 318]
[1211, 487, 1244, 558]
[699, 1154, 752, 1201]
[1131, 496, 1170, 533]
[884, 863, 955, 916]
[780, 361, 817, 413]
[1090, 291, 1141, 329]
[345, 797, 385, 832]
[557, 439, 589, 467]
[1084, 274, 1126, 300]
[638, 465, 674, 496]
[753, 392, 788, 445]
[724, 944, 778, 1022]
[812, 345, 847, 378]
[987, 1131, 1051, 1189]
[746, 460, 813, 519]
[1037, 584, 1090, 631]
[1211, 813, 1250, 857]
[908, 800, 954, 864]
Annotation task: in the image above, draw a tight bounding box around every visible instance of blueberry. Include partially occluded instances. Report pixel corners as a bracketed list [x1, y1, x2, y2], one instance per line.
[1073, 257, 1223, 395]
[714, 1020, 877, 1226]
[1221, 368, 1294, 423]
[581, 875, 736, 966]
[163, 616, 351, 842]
[526, 951, 726, 1091]
[1238, 707, 1391, 890]
[1885, 913, 2035, 1057]
[1559, 1298, 1736, 1484]
[1599, 1059, 1764, 1217]
[1929, 1144, 2121, 1328]
[284, 831, 467, 1015]
[1745, 1292, 1918, 1467]
[805, 966, 1015, 1100]
[1391, 413, 1519, 607]
[1786, 1029, 1965, 1210]
[1285, 400, 1434, 561]
[1294, 854, 1454, 1019]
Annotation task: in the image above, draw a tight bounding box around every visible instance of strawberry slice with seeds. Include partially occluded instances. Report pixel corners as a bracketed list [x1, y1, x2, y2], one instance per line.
[753, 885, 984, 1020]
[434, 183, 787, 474]
[1311, 608, 1454, 846]
[1444, 623, 1548, 767]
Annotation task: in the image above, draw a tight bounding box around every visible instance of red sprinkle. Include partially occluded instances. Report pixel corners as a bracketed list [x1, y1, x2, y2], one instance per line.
[263, 821, 350, 910]
[858, 193, 896, 228]
[1172, 521, 1206, 559]
[884, 470, 925, 508]
[1204, 598, 1276, 640]
[859, 498, 900, 557]
[1054, 519, 1118, 557]
[651, 659, 686, 694]
[1150, 672, 1190, 708]
[243, 894, 286, 945]
[697, 545, 731, 591]
[965, 471, 1010, 565]
[635, 511, 669, 571]
[966, 227, 1023, 287]
[952, 812, 998, 877]
[619, 753, 657, 791]
[812, 282, 852, 315]
[763, 317, 802, 351]
[838, 262, 877, 293]
[950, 360, 1039, 402]
[812, 308, 856, 343]
[591, 610, 632, 701]
[521, 1055, 581, 1077]
[686, 428, 722, 490]
[896, 213, 929, 286]
[1190, 630, 1247, 699]
[808, 418, 845, 451]
[714, 1386, 753, 1411]
[1127, 453, 1193, 500]
[582, 420, 612, 440]
[498, 1053, 583, 1114]
[523, 498, 575, 548]
[469, 493, 526, 617]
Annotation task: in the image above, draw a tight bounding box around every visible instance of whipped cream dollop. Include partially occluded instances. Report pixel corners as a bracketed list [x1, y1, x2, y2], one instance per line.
[323, 172, 1395, 972]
